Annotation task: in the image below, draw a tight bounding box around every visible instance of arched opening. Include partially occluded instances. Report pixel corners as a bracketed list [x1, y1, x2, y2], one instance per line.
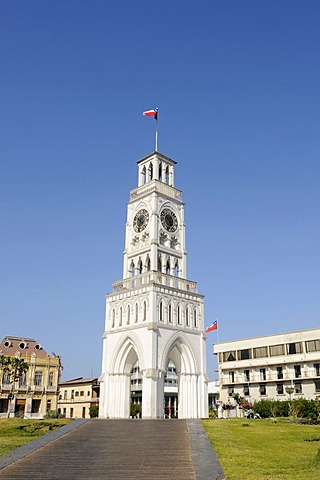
[157, 255, 162, 273]
[159, 301, 164, 322]
[166, 261, 170, 275]
[137, 258, 143, 275]
[143, 301, 147, 321]
[127, 305, 131, 324]
[135, 303, 138, 323]
[145, 256, 151, 272]
[142, 166, 146, 184]
[130, 360, 142, 417]
[165, 166, 169, 184]
[186, 307, 190, 327]
[130, 261, 135, 277]
[194, 308, 198, 328]
[168, 303, 172, 323]
[158, 162, 162, 181]
[177, 305, 181, 325]
[112, 309, 115, 328]
[149, 162, 153, 180]
[164, 360, 178, 418]
[119, 307, 123, 326]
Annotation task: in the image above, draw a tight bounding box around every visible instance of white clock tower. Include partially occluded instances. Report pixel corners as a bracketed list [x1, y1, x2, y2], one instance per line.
[99, 151, 208, 419]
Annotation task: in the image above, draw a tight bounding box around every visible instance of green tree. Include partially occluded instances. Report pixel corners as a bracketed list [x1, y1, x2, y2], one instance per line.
[0, 355, 29, 383]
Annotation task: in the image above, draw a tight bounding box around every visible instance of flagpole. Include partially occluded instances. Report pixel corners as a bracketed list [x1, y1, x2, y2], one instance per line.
[155, 108, 159, 151]
[216, 319, 220, 343]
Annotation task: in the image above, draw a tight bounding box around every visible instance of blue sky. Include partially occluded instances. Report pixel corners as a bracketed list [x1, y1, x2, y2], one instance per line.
[1, 1, 319, 381]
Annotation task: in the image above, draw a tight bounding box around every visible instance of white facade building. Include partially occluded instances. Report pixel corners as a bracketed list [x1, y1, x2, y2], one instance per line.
[99, 151, 208, 419]
[214, 328, 320, 406]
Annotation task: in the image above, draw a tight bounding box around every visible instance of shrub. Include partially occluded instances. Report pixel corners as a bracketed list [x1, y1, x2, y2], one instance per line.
[89, 406, 99, 418]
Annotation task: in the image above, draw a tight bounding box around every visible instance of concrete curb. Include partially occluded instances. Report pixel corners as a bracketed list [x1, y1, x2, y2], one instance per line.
[0, 418, 90, 470]
[187, 419, 225, 480]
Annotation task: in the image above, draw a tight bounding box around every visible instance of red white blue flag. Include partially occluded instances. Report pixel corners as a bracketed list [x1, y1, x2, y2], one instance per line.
[143, 108, 158, 120]
[206, 320, 218, 333]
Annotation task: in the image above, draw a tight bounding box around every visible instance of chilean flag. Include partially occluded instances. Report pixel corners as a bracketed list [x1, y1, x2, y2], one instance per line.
[206, 321, 218, 333]
[143, 108, 158, 120]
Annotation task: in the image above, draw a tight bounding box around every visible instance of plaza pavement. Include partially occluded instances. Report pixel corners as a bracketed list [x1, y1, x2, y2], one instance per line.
[0, 419, 225, 479]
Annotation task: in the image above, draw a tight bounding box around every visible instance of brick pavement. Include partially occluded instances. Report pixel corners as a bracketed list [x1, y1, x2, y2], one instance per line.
[0, 419, 225, 480]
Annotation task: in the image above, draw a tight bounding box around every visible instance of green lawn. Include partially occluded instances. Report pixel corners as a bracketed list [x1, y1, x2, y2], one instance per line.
[0, 418, 71, 456]
[202, 418, 320, 480]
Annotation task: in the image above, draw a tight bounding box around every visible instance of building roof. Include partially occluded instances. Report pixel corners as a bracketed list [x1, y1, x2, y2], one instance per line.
[0, 336, 56, 359]
[59, 377, 98, 386]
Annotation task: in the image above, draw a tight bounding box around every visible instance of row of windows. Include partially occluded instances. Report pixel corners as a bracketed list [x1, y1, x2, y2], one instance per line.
[60, 389, 91, 400]
[228, 380, 320, 398]
[129, 256, 180, 277]
[1, 371, 54, 387]
[111, 302, 200, 328]
[221, 339, 320, 362]
[226, 364, 320, 384]
[140, 161, 171, 185]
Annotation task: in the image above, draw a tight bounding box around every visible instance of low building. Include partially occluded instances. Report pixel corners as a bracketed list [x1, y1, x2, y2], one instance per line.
[214, 328, 320, 409]
[58, 377, 99, 418]
[0, 336, 61, 418]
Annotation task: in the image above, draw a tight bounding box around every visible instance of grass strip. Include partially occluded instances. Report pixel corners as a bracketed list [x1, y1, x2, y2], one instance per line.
[202, 418, 320, 480]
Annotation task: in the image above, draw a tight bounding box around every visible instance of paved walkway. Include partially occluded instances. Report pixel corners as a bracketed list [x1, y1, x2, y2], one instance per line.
[0, 419, 225, 479]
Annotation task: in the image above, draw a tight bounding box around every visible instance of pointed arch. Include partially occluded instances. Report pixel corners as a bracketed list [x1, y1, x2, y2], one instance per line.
[145, 256, 151, 272]
[111, 308, 115, 328]
[158, 162, 162, 181]
[127, 305, 131, 324]
[193, 307, 198, 328]
[185, 306, 190, 327]
[143, 300, 147, 321]
[149, 162, 153, 180]
[177, 304, 182, 325]
[168, 302, 173, 323]
[119, 306, 123, 326]
[157, 255, 162, 273]
[130, 261, 135, 277]
[159, 300, 164, 322]
[160, 332, 198, 375]
[142, 166, 146, 185]
[137, 258, 143, 275]
[174, 261, 179, 277]
[165, 165, 169, 184]
[111, 333, 144, 374]
[135, 303, 138, 323]
[166, 260, 170, 275]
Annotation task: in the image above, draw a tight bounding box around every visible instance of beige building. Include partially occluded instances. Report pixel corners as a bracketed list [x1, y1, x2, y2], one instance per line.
[214, 328, 320, 407]
[0, 336, 61, 418]
[58, 377, 99, 418]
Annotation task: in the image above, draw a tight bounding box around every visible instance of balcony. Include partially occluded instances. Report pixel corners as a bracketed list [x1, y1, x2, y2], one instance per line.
[130, 180, 182, 202]
[112, 271, 197, 294]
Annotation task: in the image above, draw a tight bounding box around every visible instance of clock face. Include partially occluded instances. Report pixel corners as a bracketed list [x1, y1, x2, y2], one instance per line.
[160, 208, 178, 233]
[133, 209, 149, 233]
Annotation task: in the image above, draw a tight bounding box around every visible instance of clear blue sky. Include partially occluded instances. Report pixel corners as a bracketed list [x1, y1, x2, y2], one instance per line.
[1, 1, 319, 381]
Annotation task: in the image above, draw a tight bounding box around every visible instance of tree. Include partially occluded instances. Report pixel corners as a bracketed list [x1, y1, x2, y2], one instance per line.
[0, 355, 29, 383]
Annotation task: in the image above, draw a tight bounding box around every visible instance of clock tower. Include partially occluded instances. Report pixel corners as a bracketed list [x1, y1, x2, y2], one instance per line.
[99, 151, 208, 419]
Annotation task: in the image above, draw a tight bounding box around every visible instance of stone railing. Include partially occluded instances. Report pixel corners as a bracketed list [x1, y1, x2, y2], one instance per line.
[130, 180, 182, 202]
[112, 271, 197, 293]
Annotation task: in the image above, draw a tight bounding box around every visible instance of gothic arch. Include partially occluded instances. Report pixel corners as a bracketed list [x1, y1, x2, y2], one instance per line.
[160, 332, 197, 375]
[111, 333, 144, 374]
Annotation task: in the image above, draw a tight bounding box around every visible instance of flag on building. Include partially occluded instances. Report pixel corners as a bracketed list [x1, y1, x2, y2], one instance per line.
[206, 320, 218, 333]
[143, 108, 158, 120]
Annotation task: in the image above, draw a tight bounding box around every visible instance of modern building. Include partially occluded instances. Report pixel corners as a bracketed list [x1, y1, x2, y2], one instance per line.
[214, 328, 320, 407]
[58, 377, 99, 418]
[99, 151, 208, 419]
[0, 336, 61, 418]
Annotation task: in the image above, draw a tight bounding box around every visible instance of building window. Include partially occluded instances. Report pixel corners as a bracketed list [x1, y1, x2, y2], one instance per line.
[19, 373, 27, 386]
[259, 384, 267, 396]
[315, 380, 320, 392]
[63, 390, 67, 400]
[71, 390, 74, 400]
[228, 386, 234, 397]
[223, 351, 236, 362]
[80, 391, 84, 396]
[159, 301, 164, 322]
[294, 365, 301, 378]
[276, 383, 284, 395]
[253, 346, 268, 358]
[314, 364, 320, 376]
[276, 366, 283, 379]
[119, 307, 123, 326]
[70, 408, 74, 418]
[260, 368, 266, 381]
[239, 349, 251, 360]
[244, 370, 250, 382]
[135, 303, 138, 323]
[34, 371, 43, 386]
[229, 371, 235, 383]
[63, 408, 66, 416]
[185, 307, 189, 326]
[2, 374, 11, 384]
[143, 302, 146, 321]
[127, 305, 131, 324]
[270, 344, 285, 357]
[294, 382, 302, 394]
[306, 339, 320, 353]
[287, 342, 303, 355]
[112, 309, 115, 328]
[46, 400, 51, 412]
[177, 306, 181, 325]
[168, 304, 172, 323]
[82, 407, 86, 418]
[194, 309, 197, 328]
[243, 384, 250, 396]
[75, 391, 79, 397]
[48, 372, 54, 387]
